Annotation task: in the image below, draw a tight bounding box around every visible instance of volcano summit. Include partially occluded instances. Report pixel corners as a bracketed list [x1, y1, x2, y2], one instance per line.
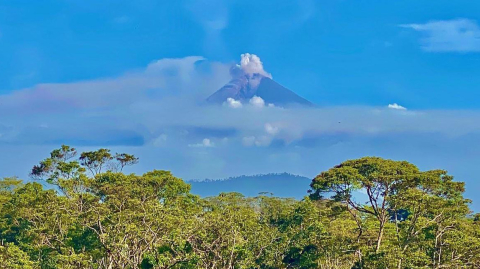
[206, 54, 313, 107]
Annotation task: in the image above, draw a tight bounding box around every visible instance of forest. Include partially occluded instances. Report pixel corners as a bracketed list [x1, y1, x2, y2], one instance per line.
[0, 145, 479, 268]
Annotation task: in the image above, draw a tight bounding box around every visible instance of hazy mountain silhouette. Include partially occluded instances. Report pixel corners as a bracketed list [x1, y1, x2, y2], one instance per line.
[188, 172, 311, 199]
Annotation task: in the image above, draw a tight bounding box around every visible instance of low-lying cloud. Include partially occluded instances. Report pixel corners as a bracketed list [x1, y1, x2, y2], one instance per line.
[2, 54, 480, 148]
[2, 55, 480, 208]
[2, 55, 480, 143]
[224, 97, 243, 108]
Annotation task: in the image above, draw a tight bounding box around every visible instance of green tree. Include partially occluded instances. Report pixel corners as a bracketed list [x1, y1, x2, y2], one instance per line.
[79, 149, 113, 175]
[311, 157, 475, 268]
[310, 157, 421, 254]
[0, 243, 36, 269]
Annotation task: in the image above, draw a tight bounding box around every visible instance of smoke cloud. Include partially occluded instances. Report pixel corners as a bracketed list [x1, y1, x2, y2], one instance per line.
[227, 53, 272, 89]
[230, 53, 272, 80]
[239, 53, 272, 78]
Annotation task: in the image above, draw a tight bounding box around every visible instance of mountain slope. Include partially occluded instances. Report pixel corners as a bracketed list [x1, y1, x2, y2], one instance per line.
[254, 77, 313, 106]
[206, 75, 314, 107]
[188, 172, 312, 199]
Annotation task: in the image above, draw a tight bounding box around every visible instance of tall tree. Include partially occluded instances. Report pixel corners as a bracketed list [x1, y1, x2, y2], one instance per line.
[310, 157, 421, 254]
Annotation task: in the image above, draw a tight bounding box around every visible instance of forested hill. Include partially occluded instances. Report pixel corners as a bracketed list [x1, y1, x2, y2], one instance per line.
[188, 172, 311, 198]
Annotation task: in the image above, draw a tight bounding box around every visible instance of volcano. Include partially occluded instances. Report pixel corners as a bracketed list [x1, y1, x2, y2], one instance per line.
[205, 54, 314, 107]
[206, 74, 313, 107]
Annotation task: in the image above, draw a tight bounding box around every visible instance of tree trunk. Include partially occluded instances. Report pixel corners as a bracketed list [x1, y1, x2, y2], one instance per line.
[376, 217, 386, 253]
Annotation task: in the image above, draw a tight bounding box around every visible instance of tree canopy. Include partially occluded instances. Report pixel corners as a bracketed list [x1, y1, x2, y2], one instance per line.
[0, 146, 478, 268]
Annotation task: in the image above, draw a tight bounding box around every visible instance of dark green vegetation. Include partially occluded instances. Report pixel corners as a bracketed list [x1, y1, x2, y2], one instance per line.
[1, 146, 479, 268]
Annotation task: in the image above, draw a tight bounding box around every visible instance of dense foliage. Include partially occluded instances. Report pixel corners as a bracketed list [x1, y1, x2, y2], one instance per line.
[1, 146, 479, 268]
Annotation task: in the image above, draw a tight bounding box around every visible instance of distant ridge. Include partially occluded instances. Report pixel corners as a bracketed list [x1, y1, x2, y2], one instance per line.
[190, 172, 310, 182]
[188, 172, 312, 199]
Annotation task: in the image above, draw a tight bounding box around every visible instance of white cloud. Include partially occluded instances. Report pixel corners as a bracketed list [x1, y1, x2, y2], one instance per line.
[248, 96, 274, 108]
[3, 55, 480, 148]
[224, 97, 242, 108]
[239, 53, 272, 78]
[401, 19, 480, 52]
[0, 56, 226, 113]
[388, 103, 407, 110]
[189, 138, 215, 148]
[241, 123, 279, 148]
[249, 96, 265, 108]
[203, 138, 214, 147]
[265, 123, 279, 135]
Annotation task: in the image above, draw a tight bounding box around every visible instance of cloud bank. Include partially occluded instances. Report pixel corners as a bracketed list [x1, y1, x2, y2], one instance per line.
[2, 54, 480, 150]
[2, 54, 480, 210]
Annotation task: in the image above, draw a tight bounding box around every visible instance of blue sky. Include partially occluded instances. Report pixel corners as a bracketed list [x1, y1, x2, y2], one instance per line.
[2, 0, 480, 108]
[2, 0, 480, 209]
